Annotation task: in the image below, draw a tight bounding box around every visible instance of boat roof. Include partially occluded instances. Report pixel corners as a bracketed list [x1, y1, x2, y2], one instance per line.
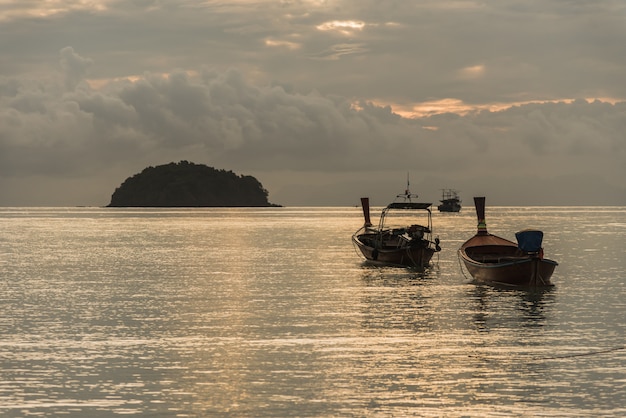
[386, 202, 432, 210]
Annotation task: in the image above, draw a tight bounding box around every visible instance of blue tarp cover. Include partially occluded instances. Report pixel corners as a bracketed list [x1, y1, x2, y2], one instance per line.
[515, 229, 544, 252]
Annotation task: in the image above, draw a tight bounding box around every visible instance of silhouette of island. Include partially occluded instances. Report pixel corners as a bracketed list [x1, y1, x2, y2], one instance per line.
[107, 161, 279, 207]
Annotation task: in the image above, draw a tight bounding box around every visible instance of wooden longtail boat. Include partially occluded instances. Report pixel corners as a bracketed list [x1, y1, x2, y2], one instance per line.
[459, 197, 558, 287]
[352, 188, 441, 268]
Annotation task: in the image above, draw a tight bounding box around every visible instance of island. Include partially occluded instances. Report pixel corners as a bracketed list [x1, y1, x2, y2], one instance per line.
[107, 161, 279, 207]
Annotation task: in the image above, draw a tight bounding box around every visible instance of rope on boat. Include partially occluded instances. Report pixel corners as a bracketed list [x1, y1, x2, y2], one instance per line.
[351, 237, 367, 262]
[457, 251, 471, 281]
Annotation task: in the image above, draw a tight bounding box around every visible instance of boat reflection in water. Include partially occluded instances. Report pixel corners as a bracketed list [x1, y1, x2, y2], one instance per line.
[468, 285, 556, 332]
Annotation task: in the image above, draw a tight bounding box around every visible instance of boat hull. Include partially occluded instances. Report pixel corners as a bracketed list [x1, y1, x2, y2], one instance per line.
[352, 236, 436, 268]
[459, 250, 557, 286]
[438, 203, 461, 212]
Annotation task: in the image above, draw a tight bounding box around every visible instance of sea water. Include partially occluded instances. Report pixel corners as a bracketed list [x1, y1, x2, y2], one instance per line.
[0, 206, 624, 417]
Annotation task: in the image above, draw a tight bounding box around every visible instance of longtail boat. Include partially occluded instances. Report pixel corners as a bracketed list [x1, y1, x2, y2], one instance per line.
[458, 197, 558, 287]
[352, 186, 441, 268]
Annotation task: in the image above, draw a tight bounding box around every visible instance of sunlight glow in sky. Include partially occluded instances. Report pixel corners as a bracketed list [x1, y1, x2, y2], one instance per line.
[0, 0, 109, 20]
[316, 20, 366, 34]
[458, 65, 486, 80]
[265, 39, 302, 50]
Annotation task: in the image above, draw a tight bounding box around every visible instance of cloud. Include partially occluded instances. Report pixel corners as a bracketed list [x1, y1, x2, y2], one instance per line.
[1, 1, 626, 205]
[60, 47, 94, 91]
[0, 48, 625, 206]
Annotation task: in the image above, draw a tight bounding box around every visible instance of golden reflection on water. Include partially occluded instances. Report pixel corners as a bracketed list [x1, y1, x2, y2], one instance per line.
[0, 207, 624, 416]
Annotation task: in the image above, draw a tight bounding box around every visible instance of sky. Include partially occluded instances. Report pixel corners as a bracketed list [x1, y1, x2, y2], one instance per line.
[1, 0, 625, 207]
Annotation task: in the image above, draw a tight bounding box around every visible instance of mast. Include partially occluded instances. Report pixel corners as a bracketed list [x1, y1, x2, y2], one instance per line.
[397, 172, 416, 202]
[474, 196, 488, 235]
[360, 197, 372, 227]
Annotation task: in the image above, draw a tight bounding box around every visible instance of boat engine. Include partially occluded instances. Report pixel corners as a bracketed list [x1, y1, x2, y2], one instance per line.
[408, 224, 428, 240]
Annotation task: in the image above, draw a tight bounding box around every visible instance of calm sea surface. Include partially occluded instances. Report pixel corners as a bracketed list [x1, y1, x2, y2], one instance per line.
[0, 206, 624, 417]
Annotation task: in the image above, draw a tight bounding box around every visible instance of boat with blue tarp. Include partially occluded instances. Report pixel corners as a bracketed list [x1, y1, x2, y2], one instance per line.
[458, 197, 558, 286]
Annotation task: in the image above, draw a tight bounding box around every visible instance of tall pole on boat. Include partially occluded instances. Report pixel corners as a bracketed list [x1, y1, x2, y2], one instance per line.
[398, 172, 414, 202]
[474, 196, 488, 235]
[360, 197, 372, 227]
[405, 172, 410, 195]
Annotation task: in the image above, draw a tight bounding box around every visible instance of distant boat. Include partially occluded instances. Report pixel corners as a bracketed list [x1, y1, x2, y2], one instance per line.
[438, 189, 462, 212]
[352, 186, 441, 268]
[458, 197, 558, 287]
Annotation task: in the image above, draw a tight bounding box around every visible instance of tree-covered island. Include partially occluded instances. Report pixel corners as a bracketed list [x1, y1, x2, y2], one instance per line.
[107, 161, 279, 207]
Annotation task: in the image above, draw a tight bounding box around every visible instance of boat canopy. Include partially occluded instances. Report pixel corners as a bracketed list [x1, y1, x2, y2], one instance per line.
[515, 229, 544, 252]
[387, 202, 432, 210]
